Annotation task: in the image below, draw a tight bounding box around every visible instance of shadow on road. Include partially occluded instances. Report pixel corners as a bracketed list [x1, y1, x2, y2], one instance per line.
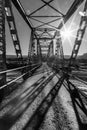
[0, 73, 55, 130]
[23, 76, 64, 130]
[67, 80, 87, 130]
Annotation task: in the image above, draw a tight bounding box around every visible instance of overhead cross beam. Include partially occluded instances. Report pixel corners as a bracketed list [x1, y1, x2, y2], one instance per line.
[34, 37, 53, 40]
[35, 28, 55, 32]
[39, 32, 48, 38]
[41, 0, 64, 16]
[11, 0, 39, 39]
[30, 17, 59, 30]
[35, 17, 61, 28]
[26, 0, 64, 30]
[39, 31, 53, 38]
[11, 0, 85, 62]
[27, 0, 54, 17]
[30, 16, 62, 18]
[11, 0, 85, 33]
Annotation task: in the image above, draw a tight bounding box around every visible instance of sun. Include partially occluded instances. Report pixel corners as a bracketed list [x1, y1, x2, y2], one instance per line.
[60, 28, 73, 40]
[60, 24, 77, 48]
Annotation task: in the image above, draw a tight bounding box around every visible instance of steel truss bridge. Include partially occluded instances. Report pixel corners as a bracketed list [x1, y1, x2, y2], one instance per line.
[0, 0, 87, 129]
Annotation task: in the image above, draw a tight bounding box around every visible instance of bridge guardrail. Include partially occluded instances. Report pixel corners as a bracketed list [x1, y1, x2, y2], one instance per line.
[0, 62, 42, 102]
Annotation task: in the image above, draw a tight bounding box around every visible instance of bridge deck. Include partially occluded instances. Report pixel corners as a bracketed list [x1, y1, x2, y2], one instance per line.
[0, 63, 86, 130]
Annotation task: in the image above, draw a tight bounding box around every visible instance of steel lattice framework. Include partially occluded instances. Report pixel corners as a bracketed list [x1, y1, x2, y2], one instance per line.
[5, 0, 23, 62]
[0, 0, 87, 109]
[0, 0, 6, 87]
[0, 0, 86, 84]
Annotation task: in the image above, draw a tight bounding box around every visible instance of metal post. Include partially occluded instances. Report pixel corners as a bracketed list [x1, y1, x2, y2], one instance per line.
[5, 0, 23, 64]
[37, 39, 39, 56]
[50, 40, 53, 56]
[28, 31, 33, 64]
[0, 0, 6, 102]
[31, 32, 35, 63]
[69, 0, 87, 68]
[55, 31, 64, 69]
[37, 39, 42, 63]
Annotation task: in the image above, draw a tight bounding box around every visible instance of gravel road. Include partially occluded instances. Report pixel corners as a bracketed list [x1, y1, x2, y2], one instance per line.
[0, 63, 86, 130]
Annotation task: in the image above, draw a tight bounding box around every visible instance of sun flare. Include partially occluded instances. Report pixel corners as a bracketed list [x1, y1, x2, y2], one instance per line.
[60, 28, 73, 39]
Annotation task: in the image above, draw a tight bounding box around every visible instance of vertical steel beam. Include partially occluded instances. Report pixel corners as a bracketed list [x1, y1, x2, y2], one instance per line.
[69, 0, 87, 67]
[5, 0, 23, 64]
[50, 40, 53, 57]
[47, 40, 53, 57]
[55, 31, 64, 59]
[30, 31, 35, 63]
[28, 31, 33, 64]
[55, 31, 64, 69]
[37, 39, 39, 56]
[39, 43, 42, 62]
[37, 39, 42, 63]
[0, 0, 6, 84]
[47, 44, 50, 58]
[0, 0, 6, 101]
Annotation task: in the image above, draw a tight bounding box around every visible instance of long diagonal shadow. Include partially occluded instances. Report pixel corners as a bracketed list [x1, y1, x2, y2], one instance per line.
[67, 80, 87, 130]
[0, 76, 46, 110]
[32, 70, 52, 76]
[23, 76, 64, 130]
[0, 73, 55, 130]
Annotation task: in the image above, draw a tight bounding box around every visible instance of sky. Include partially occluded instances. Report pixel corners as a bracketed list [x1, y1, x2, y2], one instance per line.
[6, 0, 87, 56]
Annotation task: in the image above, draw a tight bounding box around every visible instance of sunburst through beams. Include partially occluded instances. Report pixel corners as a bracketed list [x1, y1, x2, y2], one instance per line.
[60, 1, 87, 50]
[60, 17, 87, 50]
[60, 23, 78, 48]
[60, 27, 73, 40]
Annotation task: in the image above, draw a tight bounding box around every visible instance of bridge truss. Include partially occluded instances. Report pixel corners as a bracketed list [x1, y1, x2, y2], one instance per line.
[0, 0, 87, 128]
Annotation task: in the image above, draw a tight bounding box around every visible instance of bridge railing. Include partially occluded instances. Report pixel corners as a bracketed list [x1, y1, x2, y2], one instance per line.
[0, 62, 42, 102]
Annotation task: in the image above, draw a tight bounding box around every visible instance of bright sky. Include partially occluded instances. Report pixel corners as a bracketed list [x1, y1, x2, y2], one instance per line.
[6, 0, 87, 56]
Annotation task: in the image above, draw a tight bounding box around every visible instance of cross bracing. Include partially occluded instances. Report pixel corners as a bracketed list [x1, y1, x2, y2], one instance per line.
[0, 1, 87, 129]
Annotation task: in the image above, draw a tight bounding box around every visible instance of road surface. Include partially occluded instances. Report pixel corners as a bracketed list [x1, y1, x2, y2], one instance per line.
[0, 63, 86, 130]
